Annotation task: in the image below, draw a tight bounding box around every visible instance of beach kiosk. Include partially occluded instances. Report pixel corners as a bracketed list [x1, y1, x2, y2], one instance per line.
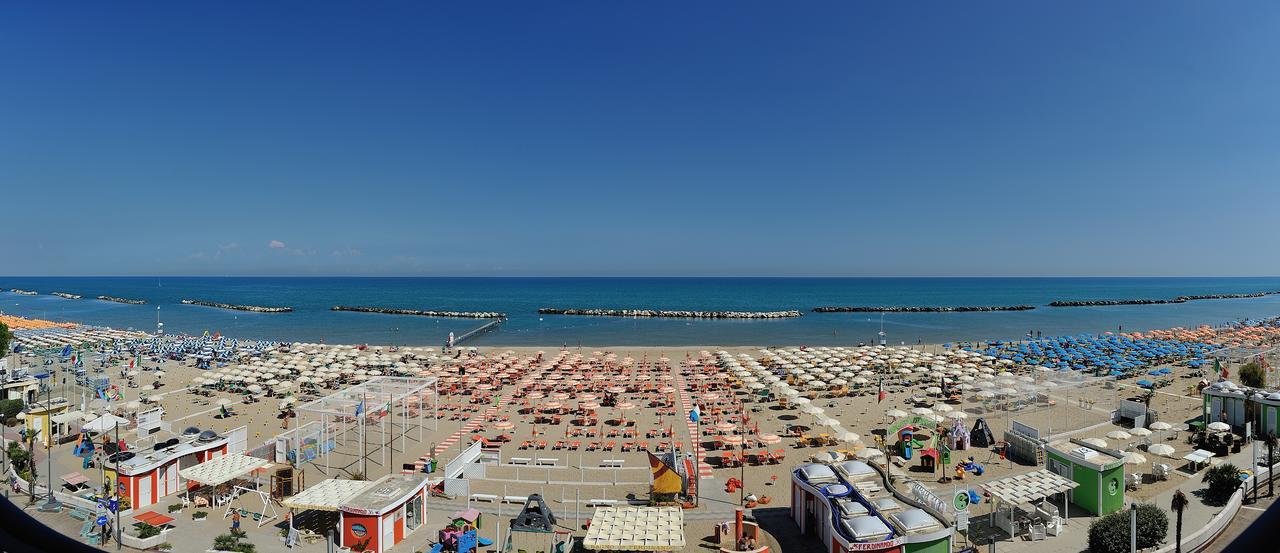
[337, 473, 430, 553]
[22, 397, 72, 446]
[118, 430, 243, 509]
[1202, 381, 1248, 432]
[791, 461, 953, 553]
[1044, 440, 1125, 516]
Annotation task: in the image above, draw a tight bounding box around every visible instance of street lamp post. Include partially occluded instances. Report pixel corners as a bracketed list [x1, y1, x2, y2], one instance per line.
[37, 373, 61, 512]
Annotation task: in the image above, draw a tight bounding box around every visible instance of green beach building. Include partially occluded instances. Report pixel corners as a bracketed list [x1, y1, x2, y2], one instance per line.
[1044, 440, 1125, 516]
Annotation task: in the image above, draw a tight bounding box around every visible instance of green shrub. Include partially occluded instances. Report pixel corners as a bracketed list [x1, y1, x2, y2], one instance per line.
[1087, 503, 1168, 553]
[1241, 361, 1266, 388]
[137, 523, 161, 539]
[167, 503, 183, 513]
[213, 530, 256, 553]
[192, 511, 208, 520]
[1203, 463, 1242, 504]
[0, 399, 23, 421]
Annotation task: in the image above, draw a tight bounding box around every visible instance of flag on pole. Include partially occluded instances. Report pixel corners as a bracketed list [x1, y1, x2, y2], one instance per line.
[689, 405, 700, 423]
[877, 377, 887, 403]
[1216, 359, 1227, 380]
[355, 398, 366, 417]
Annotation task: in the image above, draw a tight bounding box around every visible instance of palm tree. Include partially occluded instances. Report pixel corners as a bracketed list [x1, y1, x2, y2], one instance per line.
[1171, 489, 1188, 553]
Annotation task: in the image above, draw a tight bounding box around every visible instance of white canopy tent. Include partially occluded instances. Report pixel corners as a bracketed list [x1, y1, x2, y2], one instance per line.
[583, 506, 685, 551]
[83, 413, 130, 433]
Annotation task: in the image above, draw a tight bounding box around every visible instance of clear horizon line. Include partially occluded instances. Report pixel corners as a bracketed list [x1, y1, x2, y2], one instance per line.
[4, 274, 1280, 279]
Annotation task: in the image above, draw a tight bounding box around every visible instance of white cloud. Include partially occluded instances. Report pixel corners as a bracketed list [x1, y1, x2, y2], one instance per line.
[268, 240, 286, 249]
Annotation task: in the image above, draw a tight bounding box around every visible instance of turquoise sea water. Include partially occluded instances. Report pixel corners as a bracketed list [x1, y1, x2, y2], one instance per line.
[1, 277, 1279, 346]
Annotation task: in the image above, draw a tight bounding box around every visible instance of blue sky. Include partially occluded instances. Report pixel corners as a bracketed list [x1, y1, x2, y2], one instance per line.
[2, 2, 1279, 277]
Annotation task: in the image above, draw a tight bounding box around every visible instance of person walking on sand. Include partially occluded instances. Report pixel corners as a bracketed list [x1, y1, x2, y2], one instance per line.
[231, 510, 241, 532]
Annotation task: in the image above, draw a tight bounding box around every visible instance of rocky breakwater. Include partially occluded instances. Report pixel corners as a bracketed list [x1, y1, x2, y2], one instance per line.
[182, 299, 293, 313]
[538, 308, 803, 319]
[97, 295, 147, 305]
[10, 289, 37, 296]
[331, 306, 506, 319]
[51, 292, 82, 300]
[1050, 292, 1279, 307]
[813, 305, 1035, 313]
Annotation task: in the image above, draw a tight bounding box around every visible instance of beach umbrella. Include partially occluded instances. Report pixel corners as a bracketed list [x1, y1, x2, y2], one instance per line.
[1081, 437, 1108, 448]
[1121, 452, 1147, 465]
[1148, 444, 1176, 458]
[1207, 422, 1230, 433]
[1149, 422, 1173, 431]
[946, 411, 969, 420]
[1130, 428, 1152, 437]
[911, 407, 933, 416]
[837, 431, 860, 443]
[932, 404, 953, 413]
[858, 448, 884, 459]
[819, 418, 841, 428]
[885, 409, 907, 419]
[759, 433, 782, 445]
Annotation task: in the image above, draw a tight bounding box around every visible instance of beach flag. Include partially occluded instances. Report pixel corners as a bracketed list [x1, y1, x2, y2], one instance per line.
[61, 345, 72, 358]
[355, 398, 366, 417]
[878, 377, 887, 403]
[1216, 359, 1227, 380]
[689, 405, 700, 423]
[648, 452, 683, 495]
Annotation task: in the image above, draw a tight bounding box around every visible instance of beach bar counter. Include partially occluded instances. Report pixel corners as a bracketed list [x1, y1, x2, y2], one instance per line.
[791, 460, 952, 553]
[285, 474, 430, 553]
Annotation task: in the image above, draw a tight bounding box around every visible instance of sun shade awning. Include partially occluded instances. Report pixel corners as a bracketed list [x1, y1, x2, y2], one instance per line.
[981, 469, 1078, 506]
[583, 506, 685, 551]
[178, 454, 270, 486]
[282, 478, 376, 512]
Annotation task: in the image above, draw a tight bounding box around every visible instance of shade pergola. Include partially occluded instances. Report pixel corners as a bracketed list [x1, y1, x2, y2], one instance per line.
[981, 469, 1078, 506]
[179, 453, 271, 487]
[293, 376, 439, 477]
[583, 506, 685, 551]
[282, 478, 376, 511]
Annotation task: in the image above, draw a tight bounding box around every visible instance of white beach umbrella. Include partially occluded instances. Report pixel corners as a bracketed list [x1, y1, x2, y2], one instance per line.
[1148, 444, 1176, 458]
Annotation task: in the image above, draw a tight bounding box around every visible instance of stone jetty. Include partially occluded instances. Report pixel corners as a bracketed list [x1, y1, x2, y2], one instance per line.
[10, 289, 37, 296]
[331, 306, 506, 319]
[51, 292, 82, 300]
[537, 308, 802, 319]
[812, 305, 1035, 313]
[181, 299, 293, 313]
[1049, 292, 1278, 307]
[97, 295, 148, 305]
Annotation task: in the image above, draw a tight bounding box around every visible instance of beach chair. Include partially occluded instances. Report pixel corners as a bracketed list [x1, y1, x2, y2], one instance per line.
[587, 441, 600, 451]
[536, 440, 548, 450]
[605, 440, 617, 451]
[552, 440, 565, 450]
[570, 440, 581, 450]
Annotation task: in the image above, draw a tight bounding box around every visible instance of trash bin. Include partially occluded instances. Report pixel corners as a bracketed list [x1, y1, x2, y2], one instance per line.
[426, 459, 437, 473]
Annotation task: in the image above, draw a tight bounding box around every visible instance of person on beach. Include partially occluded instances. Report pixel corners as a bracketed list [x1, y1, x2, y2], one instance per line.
[231, 510, 241, 531]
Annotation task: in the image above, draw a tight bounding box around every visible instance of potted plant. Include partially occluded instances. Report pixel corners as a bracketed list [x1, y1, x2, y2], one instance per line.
[167, 503, 183, 514]
[192, 510, 208, 521]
